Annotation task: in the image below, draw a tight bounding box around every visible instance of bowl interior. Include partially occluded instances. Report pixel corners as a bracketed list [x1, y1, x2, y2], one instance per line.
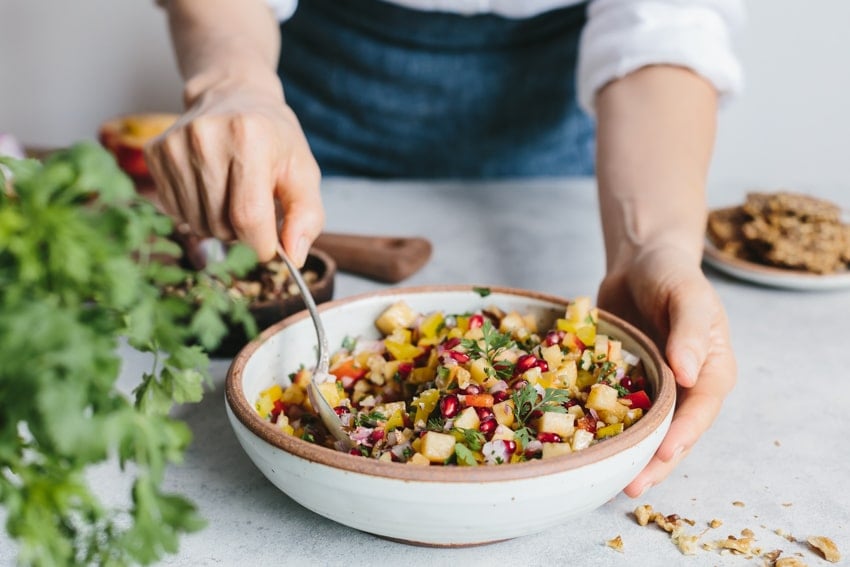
[226, 285, 675, 481]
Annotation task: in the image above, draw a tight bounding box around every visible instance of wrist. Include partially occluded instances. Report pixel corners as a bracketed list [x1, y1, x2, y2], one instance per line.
[183, 63, 284, 108]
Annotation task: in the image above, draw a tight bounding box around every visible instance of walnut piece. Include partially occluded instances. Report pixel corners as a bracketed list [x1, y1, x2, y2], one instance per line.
[807, 536, 841, 563]
[606, 535, 624, 553]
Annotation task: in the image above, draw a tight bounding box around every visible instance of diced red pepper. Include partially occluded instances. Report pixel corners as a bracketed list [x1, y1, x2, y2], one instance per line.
[463, 393, 494, 408]
[622, 390, 652, 410]
[330, 359, 367, 381]
[468, 314, 484, 329]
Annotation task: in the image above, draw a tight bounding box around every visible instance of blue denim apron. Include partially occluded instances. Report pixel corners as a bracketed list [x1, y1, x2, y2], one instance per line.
[278, 0, 594, 178]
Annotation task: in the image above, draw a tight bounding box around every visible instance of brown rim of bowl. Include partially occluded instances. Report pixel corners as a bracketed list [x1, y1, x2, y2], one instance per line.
[225, 285, 676, 483]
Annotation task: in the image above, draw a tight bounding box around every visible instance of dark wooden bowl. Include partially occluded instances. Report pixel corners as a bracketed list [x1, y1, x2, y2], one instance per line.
[212, 247, 336, 358]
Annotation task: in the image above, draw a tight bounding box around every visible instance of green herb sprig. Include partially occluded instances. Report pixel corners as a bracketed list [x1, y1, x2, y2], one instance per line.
[0, 143, 257, 566]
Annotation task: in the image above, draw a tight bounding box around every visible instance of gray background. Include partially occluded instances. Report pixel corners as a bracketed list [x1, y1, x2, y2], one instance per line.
[1, 0, 849, 199]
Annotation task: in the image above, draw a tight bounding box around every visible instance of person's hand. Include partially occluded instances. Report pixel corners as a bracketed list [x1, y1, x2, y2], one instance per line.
[144, 79, 323, 265]
[596, 245, 737, 497]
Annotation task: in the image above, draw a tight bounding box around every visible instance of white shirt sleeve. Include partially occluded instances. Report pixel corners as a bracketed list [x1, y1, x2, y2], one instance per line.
[265, 0, 298, 21]
[577, 0, 745, 115]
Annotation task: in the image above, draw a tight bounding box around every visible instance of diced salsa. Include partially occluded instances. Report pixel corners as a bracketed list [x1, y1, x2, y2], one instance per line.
[255, 297, 651, 466]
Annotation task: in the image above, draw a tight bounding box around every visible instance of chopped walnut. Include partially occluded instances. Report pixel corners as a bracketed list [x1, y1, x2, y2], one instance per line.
[775, 557, 808, 567]
[715, 535, 754, 554]
[633, 504, 654, 526]
[673, 533, 700, 555]
[762, 549, 782, 563]
[606, 535, 624, 553]
[807, 536, 841, 563]
[709, 518, 723, 529]
[741, 528, 755, 538]
[654, 513, 683, 535]
[732, 501, 745, 507]
[775, 528, 797, 543]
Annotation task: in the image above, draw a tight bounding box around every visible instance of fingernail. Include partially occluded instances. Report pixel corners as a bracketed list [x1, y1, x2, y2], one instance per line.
[679, 350, 699, 386]
[293, 235, 309, 267]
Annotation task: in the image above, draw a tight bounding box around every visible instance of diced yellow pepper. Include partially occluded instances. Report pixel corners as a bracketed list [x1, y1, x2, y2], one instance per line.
[281, 384, 306, 405]
[255, 394, 274, 417]
[596, 422, 624, 439]
[419, 311, 444, 339]
[385, 340, 423, 362]
[261, 384, 283, 401]
[576, 325, 596, 348]
[412, 389, 440, 426]
[384, 409, 405, 432]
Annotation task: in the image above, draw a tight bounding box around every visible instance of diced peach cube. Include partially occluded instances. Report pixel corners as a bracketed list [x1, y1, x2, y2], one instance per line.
[493, 400, 515, 427]
[420, 431, 457, 463]
[586, 383, 619, 411]
[535, 411, 576, 438]
[542, 442, 572, 459]
[453, 406, 481, 430]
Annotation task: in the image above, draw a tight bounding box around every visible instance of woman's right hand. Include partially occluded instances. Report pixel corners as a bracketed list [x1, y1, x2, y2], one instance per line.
[144, 76, 324, 265]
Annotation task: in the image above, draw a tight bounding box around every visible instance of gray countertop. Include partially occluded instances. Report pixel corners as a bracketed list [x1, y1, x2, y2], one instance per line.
[3, 178, 848, 566]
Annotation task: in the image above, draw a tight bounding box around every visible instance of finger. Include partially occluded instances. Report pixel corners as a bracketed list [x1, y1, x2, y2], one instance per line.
[624, 345, 735, 496]
[186, 119, 236, 241]
[161, 131, 211, 237]
[276, 145, 323, 267]
[228, 134, 278, 262]
[144, 141, 182, 220]
[665, 282, 717, 387]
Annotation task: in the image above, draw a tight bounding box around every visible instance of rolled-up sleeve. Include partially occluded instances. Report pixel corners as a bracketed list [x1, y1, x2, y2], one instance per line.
[577, 0, 745, 115]
[265, 0, 298, 21]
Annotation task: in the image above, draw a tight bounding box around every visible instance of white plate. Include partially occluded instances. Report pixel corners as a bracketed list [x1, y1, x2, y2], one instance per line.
[703, 238, 850, 291]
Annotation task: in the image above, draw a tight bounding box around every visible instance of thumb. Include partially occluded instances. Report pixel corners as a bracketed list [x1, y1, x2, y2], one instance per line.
[665, 282, 714, 388]
[275, 148, 324, 267]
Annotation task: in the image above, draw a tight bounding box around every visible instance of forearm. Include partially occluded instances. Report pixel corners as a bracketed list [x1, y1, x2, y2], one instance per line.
[594, 65, 718, 273]
[160, 0, 283, 104]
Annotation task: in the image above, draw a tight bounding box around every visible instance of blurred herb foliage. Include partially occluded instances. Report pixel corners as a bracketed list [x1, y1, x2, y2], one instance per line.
[0, 143, 258, 566]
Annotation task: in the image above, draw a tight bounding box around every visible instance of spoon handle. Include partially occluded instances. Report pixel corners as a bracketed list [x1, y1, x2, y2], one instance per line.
[276, 243, 352, 450]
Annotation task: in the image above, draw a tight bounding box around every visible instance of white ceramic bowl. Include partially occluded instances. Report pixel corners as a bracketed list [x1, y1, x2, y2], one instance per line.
[226, 286, 675, 546]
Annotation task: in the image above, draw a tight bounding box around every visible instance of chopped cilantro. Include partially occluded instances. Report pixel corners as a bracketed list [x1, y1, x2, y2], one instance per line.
[473, 287, 492, 297]
[454, 443, 478, 466]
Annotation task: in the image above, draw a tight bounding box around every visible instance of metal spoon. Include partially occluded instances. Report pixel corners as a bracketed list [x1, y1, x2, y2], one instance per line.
[275, 243, 353, 451]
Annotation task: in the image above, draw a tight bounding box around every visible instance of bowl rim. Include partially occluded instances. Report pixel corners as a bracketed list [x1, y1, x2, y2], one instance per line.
[225, 285, 676, 483]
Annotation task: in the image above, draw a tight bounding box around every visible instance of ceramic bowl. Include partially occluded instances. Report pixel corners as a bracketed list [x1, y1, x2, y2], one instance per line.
[225, 286, 675, 546]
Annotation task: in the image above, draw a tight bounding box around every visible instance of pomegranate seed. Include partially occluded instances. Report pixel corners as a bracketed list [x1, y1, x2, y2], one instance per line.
[442, 337, 461, 350]
[504, 440, 517, 455]
[397, 362, 413, 377]
[619, 376, 633, 392]
[475, 407, 494, 420]
[333, 406, 350, 416]
[535, 359, 549, 372]
[530, 409, 543, 420]
[349, 448, 363, 456]
[479, 418, 497, 439]
[369, 429, 385, 443]
[515, 354, 538, 375]
[632, 375, 647, 391]
[413, 346, 433, 367]
[440, 394, 460, 418]
[468, 314, 484, 329]
[562, 398, 578, 409]
[492, 390, 509, 403]
[537, 432, 562, 443]
[448, 350, 470, 364]
[544, 330, 565, 346]
[464, 384, 482, 395]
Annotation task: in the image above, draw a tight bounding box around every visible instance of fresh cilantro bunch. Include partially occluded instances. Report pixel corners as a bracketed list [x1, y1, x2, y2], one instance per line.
[0, 143, 257, 566]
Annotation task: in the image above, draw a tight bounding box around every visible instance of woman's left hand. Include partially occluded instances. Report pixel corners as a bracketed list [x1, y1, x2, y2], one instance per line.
[596, 245, 737, 497]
